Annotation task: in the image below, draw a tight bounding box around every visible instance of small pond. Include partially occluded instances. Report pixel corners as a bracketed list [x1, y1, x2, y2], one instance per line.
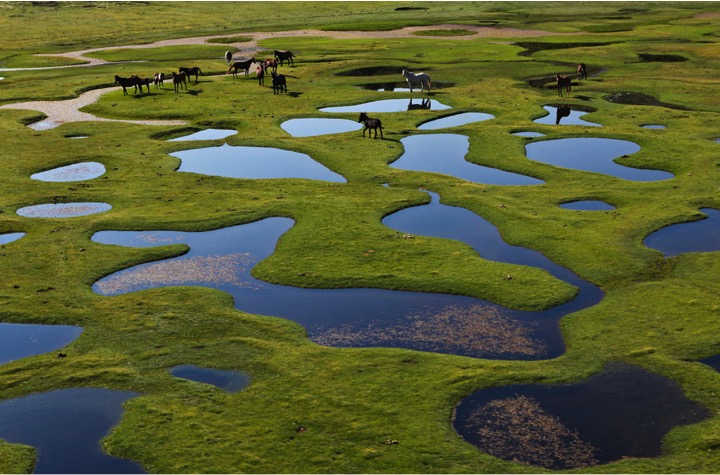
[533, 106, 601, 126]
[280, 118, 362, 137]
[30, 162, 106, 182]
[0, 323, 82, 364]
[642, 124, 666, 129]
[700, 354, 720, 372]
[392, 134, 544, 186]
[0, 387, 144, 474]
[512, 131, 545, 138]
[167, 129, 237, 141]
[17, 202, 112, 218]
[454, 363, 711, 470]
[171, 365, 250, 393]
[644, 208, 720, 257]
[417, 112, 495, 130]
[319, 98, 451, 113]
[560, 200, 616, 211]
[0, 232, 25, 245]
[525, 138, 674, 181]
[170, 143, 346, 182]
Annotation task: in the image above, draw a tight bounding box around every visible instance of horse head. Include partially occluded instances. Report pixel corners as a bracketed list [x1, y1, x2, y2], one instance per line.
[358, 112, 369, 123]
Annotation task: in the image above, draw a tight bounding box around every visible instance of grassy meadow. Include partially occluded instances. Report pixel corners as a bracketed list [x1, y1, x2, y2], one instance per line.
[0, 1, 720, 473]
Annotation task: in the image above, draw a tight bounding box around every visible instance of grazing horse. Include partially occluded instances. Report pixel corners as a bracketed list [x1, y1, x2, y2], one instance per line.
[171, 71, 187, 92]
[228, 57, 255, 78]
[271, 72, 287, 94]
[401, 69, 432, 93]
[262, 58, 278, 74]
[577, 63, 587, 81]
[132, 75, 152, 94]
[179, 66, 202, 84]
[153, 72, 165, 88]
[225, 50, 233, 65]
[358, 112, 383, 139]
[556, 74, 572, 97]
[274, 50, 295, 67]
[114, 75, 139, 95]
[256, 66, 265, 86]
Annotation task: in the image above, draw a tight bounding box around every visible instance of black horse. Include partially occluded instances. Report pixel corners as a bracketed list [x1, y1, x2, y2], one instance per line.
[114, 75, 138, 95]
[271, 72, 287, 94]
[358, 112, 383, 139]
[274, 50, 295, 67]
[179, 66, 203, 84]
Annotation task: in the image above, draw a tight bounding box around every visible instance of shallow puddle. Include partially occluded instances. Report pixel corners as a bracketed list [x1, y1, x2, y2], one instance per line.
[170, 143, 346, 182]
[0, 388, 143, 473]
[417, 112, 494, 130]
[644, 208, 720, 257]
[168, 129, 237, 141]
[319, 98, 451, 113]
[17, 202, 112, 218]
[512, 131, 545, 138]
[453, 363, 710, 470]
[171, 365, 250, 393]
[0, 323, 82, 364]
[642, 124, 666, 129]
[0, 232, 25, 245]
[392, 134, 544, 186]
[525, 138, 673, 181]
[280, 118, 363, 137]
[30, 162, 106, 182]
[560, 200, 615, 211]
[533, 106, 601, 126]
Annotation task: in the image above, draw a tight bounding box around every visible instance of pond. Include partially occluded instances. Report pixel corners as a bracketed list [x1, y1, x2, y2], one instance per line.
[560, 200, 616, 211]
[92, 192, 603, 361]
[644, 208, 720, 257]
[171, 365, 250, 393]
[0, 387, 144, 474]
[319, 98, 451, 113]
[533, 106, 601, 126]
[453, 363, 711, 470]
[280, 118, 362, 137]
[642, 124, 666, 129]
[0, 323, 82, 364]
[392, 134, 544, 186]
[417, 112, 495, 130]
[170, 143, 346, 182]
[525, 138, 674, 181]
[512, 131, 545, 138]
[30, 162, 106, 182]
[700, 354, 720, 372]
[17, 202, 112, 218]
[168, 129, 237, 141]
[0, 232, 25, 245]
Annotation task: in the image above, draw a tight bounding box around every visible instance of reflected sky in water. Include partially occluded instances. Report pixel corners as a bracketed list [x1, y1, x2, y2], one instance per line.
[0, 323, 82, 364]
[171, 365, 250, 393]
[320, 98, 451, 113]
[644, 208, 720, 257]
[281, 118, 362, 137]
[534, 106, 601, 126]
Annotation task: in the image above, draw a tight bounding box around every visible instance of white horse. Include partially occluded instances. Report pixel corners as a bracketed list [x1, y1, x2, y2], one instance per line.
[402, 69, 431, 93]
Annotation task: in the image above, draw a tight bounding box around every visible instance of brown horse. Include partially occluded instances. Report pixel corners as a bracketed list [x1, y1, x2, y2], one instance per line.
[179, 66, 202, 84]
[262, 58, 278, 74]
[577, 63, 587, 81]
[274, 50, 295, 67]
[556, 74, 572, 97]
[358, 112, 383, 139]
[171, 71, 187, 92]
[256, 66, 265, 86]
[228, 57, 255, 78]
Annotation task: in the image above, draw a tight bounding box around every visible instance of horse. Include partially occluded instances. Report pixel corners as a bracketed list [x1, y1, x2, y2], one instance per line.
[114, 75, 139, 95]
[132, 75, 152, 94]
[556, 74, 572, 97]
[358, 112, 383, 139]
[271, 72, 287, 94]
[153, 72, 164, 88]
[274, 50, 295, 67]
[225, 50, 233, 65]
[262, 58, 278, 74]
[171, 71, 187, 93]
[179, 66, 202, 84]
[228, 57, 255, 78]
[401, 69, 432, 93]
[555, 105, 571, 124]
[256, 66, 265, 86]
[407, 98, 431, 110]
[577, 63, 587, 81]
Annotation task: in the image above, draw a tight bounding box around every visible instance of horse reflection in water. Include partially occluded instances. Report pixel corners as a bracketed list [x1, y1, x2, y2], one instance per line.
[556, 105, 571, 124]
[407, 98, 431, 110]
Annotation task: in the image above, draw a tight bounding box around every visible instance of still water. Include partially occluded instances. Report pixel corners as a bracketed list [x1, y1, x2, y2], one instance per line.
[17, 203, 112, 218]
[644, 208, 720, 256]
[30, 162, 106, 182]
[319, 98, 451, 113]
[0, 323, 82, 364]
[171, 365, 250, 393]
[281, 118, 362, 137]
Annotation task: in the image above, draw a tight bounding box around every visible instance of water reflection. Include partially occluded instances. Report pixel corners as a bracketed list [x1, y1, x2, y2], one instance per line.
[534, 106, 601, 126]
[0, 388, 143, 473]
[418, 112, 495, 130]
[392, 134, 544, 186]
[0, 323, 82, 364]
[170, 143, 346, 182]
[512, 131, 545, 138]
[644, 208, 720, 257]
[319, 98, 451, 113]
[168, 129, 237, 141]
[525, 138, 673, 181]
[454, 363, 710, 469]
[0, 232, 25, 245]
[17, 202, 112, 218]
[281, 118, 362, 137]
[560, 200, 615, 211]
[31, 162, 106, 182]
[171, 365, 250, 393]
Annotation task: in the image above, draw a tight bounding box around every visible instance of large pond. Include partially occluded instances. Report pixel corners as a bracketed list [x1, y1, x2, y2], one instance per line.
[453, 363, 710, 470]
[533, 106, 601, 126]
[170, 144, 346, 182]
[171, 365, 250, 393]
[0, 388, 143, 473]
[0, 323, 82, 364]
[392, 134, 544, 186]
[92, 192, 603, 360]
[319, 98, 451, 113]
[525, 138, 674, 181]
[644, 208, 720, 257]
[30, 162, 106, 182]
[280, 118, 362, 137]
[417, 112, 495, 130]
[17, 203, 112, 218]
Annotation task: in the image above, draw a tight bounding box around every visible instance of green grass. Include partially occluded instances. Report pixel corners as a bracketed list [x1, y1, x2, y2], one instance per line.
[0, 1, 720, 473]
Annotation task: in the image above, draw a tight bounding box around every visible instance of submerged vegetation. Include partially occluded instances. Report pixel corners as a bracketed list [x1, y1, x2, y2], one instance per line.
[0, 1, 719, 473]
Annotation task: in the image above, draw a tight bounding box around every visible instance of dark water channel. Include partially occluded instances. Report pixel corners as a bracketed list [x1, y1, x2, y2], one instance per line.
[0, 388, 143, 473]
[644, 208, 720, 257]
[171, 365, 250, 393]
[453, 363, 711, 470]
